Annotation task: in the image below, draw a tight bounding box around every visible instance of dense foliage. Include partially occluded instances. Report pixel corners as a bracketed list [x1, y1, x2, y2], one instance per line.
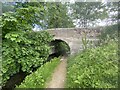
[17, 57, 60, 88]
[2, 2, 118, 28]
[66, 39, 118, 88]
[1, 8, 53, 86]
[2, 31, 52, 86]
[100, 24, 118, 41]
[14, 2, 74, 29]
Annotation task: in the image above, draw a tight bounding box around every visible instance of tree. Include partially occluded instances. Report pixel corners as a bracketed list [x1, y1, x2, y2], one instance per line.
[2, 2, 15, 13]
[14, 2, 74, 30]
[46, 2, 74, 28]
[1, 2, 53, 86]
[70, 2, 108, 28]
[104, 2, 118, 25]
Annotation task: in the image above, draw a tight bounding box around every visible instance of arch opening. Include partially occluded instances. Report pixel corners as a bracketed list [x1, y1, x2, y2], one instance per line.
[48, 39, 70, 60]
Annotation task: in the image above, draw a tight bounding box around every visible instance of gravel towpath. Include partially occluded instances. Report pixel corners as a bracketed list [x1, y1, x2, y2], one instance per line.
[46, 57, 67, 88]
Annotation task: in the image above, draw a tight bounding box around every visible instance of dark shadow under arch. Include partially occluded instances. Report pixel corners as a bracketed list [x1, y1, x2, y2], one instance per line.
[47, 39, 70, 61]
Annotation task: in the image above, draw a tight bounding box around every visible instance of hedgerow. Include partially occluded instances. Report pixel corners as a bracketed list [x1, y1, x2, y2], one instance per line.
[66, 39, 118, 88]
[16, 57, 60, 88]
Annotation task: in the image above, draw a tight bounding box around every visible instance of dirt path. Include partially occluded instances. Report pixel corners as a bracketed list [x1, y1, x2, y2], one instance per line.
[46, 57, 67, 88]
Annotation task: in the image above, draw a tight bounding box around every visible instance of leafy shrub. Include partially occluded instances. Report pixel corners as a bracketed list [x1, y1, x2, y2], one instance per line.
[1, 11, 53, 86]
[2, 31, 53, 86]
[66, 40, 118, 88]
[16, 57, 60, 88]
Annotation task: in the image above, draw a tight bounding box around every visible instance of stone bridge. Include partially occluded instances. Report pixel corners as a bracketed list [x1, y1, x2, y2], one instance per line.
[45, 28, 101, 55]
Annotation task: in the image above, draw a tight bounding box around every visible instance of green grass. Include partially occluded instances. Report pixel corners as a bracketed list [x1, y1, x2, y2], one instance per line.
[66, 40, 118, 88]
[16, 57, 60, 88]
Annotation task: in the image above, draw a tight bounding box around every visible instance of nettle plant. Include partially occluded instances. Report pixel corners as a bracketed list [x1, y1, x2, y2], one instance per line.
[1, 10, 53, 86]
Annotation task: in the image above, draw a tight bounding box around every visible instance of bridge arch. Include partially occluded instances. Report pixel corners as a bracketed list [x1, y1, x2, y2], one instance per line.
[50, 39, 70, 57]
[46, 28, 100, 55]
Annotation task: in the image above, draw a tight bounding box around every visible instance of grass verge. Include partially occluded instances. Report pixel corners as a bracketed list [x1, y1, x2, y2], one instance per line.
[16, 57, 60, 88]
